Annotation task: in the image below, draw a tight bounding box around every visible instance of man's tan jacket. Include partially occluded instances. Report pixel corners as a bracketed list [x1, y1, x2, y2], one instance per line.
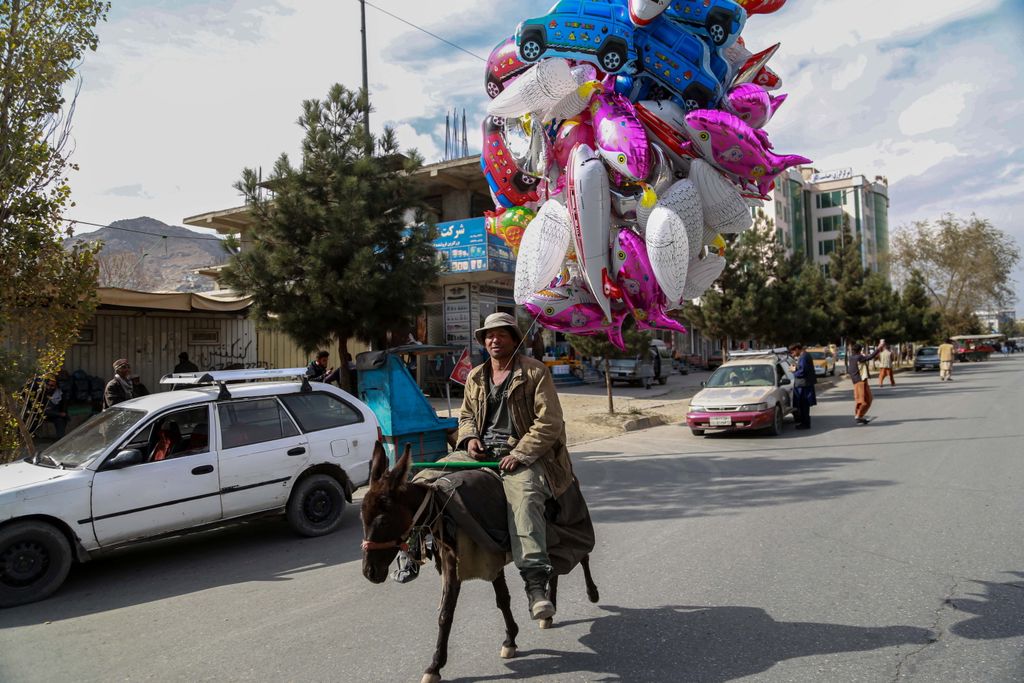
[938, 343, 955, 362]
[457, 354, 574, 498]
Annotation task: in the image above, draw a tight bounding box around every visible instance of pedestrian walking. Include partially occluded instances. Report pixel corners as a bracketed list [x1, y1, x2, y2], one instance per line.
[937, 338, 955, 381]
[788, 343, 816, 430]
[847, 341, 885, 424]
[103, 359, 134, 409]
[878, 346, 895, 386]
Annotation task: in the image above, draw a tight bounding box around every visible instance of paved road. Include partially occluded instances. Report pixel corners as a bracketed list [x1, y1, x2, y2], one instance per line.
[2, 357, 1021, 682]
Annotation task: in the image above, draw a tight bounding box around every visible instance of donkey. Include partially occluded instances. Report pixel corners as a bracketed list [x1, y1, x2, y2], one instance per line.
[361, 443, 599, 683]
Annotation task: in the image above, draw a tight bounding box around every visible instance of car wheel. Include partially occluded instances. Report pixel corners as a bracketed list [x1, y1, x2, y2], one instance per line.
[286, 474, 347, 537]
[708, 22, 728, 45]
[690, 429, 705, 437]
[766, 406, 783, 436]
[598, 46, 625, 73]
[519, 31, 545, 62]
[485, 77, 502, 99]
[0, 521, 73, 608]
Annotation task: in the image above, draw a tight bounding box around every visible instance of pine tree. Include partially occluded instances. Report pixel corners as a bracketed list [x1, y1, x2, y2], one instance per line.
[221, 85, 440, 390]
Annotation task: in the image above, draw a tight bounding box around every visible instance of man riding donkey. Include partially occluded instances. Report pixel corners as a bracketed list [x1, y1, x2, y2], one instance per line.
[445, 312, 582, 621]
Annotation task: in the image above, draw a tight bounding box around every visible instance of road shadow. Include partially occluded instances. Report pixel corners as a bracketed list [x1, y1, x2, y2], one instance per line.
[448, 604, 934, 683]
[0, 513, 364, 626]
[949, 571, 1024, 640]
[572, 451, 894, 523]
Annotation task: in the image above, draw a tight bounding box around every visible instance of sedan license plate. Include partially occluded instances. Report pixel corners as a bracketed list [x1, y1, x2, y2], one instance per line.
[710, 416, 732, 427]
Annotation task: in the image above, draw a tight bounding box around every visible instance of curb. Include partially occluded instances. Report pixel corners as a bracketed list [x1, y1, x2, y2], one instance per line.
[622, 415, 669, 431]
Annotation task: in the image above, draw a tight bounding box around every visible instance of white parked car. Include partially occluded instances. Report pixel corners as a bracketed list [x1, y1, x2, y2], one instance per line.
[685, 351, 795, 436]
[0, 369, 379, 607]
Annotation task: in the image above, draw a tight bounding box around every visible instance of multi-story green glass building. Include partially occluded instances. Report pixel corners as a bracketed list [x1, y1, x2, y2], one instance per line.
[771, 166, 890, 280]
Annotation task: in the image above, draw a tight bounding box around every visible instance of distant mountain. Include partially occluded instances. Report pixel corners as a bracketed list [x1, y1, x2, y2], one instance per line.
[65, 216, 230, 292]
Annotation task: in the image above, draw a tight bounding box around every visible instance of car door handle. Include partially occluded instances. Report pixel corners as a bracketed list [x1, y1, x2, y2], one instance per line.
[287, 447, 306, 456]
[192, 465, 214, 475]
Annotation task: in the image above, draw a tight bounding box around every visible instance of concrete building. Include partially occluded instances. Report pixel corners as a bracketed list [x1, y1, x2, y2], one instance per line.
[974, 309, 1016, 334]
[772, 166, 890, 279]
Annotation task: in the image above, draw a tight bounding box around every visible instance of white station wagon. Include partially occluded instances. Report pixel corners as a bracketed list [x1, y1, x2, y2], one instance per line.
[0, 369, 379, 607]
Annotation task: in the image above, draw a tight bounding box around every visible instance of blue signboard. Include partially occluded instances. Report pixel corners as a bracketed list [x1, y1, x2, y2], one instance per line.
[433, 217, 515, 274]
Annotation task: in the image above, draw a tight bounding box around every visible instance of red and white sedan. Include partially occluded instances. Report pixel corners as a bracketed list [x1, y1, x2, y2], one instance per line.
[686, 354, 795, 436]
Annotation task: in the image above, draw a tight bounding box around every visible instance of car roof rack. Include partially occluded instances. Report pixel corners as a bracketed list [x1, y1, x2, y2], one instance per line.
[159, 367, 313, 400]
[726, 347, 790, 360]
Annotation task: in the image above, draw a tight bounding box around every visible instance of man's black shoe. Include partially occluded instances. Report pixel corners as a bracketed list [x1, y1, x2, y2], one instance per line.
[521, 569, 555, 620]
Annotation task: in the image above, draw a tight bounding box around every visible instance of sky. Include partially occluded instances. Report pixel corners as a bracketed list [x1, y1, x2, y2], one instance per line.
[68, 0, 1024, 312]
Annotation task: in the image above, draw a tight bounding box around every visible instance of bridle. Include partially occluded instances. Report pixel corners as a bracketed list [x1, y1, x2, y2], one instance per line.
[361, 486, 435, 553]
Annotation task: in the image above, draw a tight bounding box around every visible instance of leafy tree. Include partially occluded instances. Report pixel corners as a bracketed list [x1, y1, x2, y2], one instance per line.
[566, 326, 651, 414]
[220, 84, 441, 391]
[890, 214, 1020, 334]
[0, 0, 108, 461]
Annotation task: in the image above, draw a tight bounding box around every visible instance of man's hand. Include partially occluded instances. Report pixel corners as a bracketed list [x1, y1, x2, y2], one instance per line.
[499, 454, 521, 472]
[466, 438, 486, 460]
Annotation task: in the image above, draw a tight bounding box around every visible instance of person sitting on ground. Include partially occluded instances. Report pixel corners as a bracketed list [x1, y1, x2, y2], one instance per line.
[43, 377, 69, 439]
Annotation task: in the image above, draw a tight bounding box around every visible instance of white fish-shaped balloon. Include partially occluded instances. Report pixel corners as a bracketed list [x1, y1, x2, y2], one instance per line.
[513, 200, 572, 304]
[566, 143, 614, 321]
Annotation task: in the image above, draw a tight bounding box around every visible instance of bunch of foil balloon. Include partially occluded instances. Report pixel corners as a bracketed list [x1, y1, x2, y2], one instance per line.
[480, 0, 810, 348]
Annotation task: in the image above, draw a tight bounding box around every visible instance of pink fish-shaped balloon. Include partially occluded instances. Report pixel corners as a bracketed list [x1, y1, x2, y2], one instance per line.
[724, 83, 787, 129]
[681, 109, 811, 196]
[552, 116, 595, 170]
[523, 283, 627, 350]
[610, 228, 687, 335]
[589, 90, 651, 182]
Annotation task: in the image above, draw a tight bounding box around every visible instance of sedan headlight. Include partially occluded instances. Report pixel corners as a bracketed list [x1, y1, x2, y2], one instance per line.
[739, 402, 769, 412]
[687, 405, 706, 413]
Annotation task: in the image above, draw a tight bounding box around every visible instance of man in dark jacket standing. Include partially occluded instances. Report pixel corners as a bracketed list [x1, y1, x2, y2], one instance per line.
[174, 352, 199, 374]
[103, 359, 133, 409]
[789, 343, 816, 430]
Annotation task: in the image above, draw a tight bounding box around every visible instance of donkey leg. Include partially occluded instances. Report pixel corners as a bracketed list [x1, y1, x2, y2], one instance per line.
[539, 574, 557, 630]
[492, 569, 520, 659]
[581, 554, 600, 603]
[424, 552, 461, 683]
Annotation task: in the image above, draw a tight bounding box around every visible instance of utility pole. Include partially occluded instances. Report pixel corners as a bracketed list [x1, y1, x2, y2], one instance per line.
[360, 0, 371, 155]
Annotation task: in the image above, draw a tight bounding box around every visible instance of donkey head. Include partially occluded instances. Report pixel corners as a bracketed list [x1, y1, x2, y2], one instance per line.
[360, 441, 414, 584]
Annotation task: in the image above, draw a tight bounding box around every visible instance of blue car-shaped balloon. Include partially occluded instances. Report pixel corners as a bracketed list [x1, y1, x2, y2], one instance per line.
[515, 0, 640, 75]
[632, 14, 723, 110]
[663, 0, 746, 49]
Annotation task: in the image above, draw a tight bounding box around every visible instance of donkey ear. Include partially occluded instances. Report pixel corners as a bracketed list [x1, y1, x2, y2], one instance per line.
[391, 444, 413, 487]
[370, 441, 389, 483]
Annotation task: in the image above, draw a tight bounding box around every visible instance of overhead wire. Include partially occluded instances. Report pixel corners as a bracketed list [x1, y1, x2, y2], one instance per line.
[60, 217, 226, 241]
[362, 1, 487, 63]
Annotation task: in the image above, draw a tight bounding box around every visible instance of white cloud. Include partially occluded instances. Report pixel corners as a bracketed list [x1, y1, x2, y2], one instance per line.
[898, 83, 975, 136]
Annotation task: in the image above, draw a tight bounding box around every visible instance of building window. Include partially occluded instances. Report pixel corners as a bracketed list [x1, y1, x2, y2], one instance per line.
[188, 328, 221, 345]
[818, 239, 837, 256]
[817, 215, 843, 233]
[815, 191, 845, 209]
[820, 263, 830, 278]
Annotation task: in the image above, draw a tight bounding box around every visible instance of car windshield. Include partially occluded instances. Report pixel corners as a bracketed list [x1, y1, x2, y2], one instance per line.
[706, 364, 775, 387]
[918, 347, 938, 356]
[808, 351, 827, 360]
[40, 407, 146, 468]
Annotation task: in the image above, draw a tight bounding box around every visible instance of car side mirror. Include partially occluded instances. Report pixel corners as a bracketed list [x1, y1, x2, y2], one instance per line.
[700, 381, 706, 387]
[779, 377, 791, 386]
[104, 448, 144, 470]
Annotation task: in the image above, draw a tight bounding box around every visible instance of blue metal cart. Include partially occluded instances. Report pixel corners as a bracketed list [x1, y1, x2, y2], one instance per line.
[356, 345, 462, 464]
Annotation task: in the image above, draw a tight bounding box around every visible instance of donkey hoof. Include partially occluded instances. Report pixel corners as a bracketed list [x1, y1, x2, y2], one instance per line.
[538, 617, 553, 630]
[500, 645, 517, 659]
[421, 674, 442, 683]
